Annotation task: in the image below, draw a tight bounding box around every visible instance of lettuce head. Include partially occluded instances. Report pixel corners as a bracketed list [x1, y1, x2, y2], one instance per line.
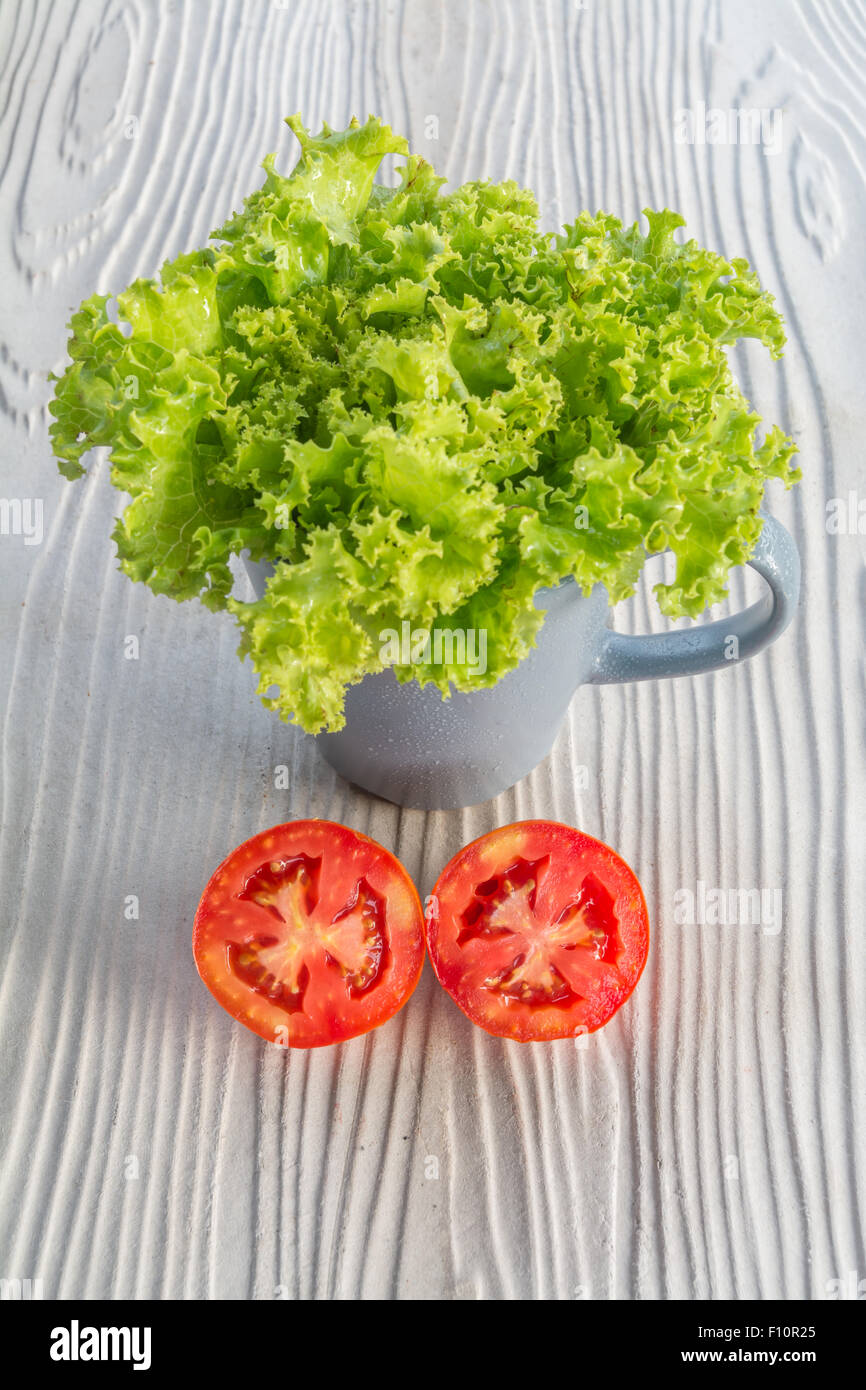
[50, 115, 799, 733]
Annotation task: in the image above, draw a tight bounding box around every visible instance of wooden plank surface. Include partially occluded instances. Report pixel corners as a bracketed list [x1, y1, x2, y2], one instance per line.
[0, 0, 863, 1300]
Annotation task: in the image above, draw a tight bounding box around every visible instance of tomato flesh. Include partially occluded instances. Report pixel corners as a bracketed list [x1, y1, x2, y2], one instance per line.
[194, 821, 424, 1047]
[425, 822, 649, 1041]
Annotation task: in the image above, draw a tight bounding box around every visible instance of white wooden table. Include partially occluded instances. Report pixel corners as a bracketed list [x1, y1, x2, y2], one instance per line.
[1, 0, 863, 1300]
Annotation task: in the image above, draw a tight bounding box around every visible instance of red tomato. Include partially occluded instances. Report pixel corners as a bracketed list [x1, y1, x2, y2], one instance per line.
[425, 821, 649, 1041]
[193, 820, 425, 1048]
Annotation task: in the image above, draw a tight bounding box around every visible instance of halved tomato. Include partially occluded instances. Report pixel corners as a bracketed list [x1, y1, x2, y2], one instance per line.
[425, 821, 649, 1041]
[193, 821, 425, 1047]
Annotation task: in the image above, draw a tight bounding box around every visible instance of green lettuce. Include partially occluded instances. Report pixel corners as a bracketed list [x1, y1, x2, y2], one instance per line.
[50, 115, 799, 733]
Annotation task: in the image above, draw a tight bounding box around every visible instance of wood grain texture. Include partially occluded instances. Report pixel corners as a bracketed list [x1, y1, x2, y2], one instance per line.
[0, 0, 863, 1300]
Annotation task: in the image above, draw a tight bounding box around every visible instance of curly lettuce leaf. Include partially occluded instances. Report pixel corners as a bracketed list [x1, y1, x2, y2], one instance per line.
[50, 118, 799, 733]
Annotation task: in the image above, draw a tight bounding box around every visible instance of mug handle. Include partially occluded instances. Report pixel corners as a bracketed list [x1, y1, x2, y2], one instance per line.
[588, 514, 800, 685]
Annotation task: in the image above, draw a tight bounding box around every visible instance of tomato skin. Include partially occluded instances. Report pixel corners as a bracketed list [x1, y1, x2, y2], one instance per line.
[193, 820, 425, 1048]
[425, 821, 649, 1042]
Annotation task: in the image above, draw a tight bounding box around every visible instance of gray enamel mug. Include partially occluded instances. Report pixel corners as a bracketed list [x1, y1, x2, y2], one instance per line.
[244, 514, 799, 810]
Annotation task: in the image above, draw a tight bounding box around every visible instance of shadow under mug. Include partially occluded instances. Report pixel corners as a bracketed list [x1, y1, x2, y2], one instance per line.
[243, 513, 800, 811]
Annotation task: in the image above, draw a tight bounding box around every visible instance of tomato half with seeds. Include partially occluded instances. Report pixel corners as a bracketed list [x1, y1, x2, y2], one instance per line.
[193, 821, 425, 1048]
[425, 821, 649, 1041]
